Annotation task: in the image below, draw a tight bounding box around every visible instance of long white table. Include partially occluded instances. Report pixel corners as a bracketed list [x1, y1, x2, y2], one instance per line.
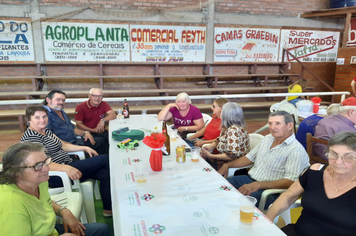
[109, 114, 285, 236]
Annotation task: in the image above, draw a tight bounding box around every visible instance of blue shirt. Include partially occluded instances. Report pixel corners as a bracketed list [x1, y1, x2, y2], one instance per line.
[43, 105, 78, 144]
[296, 114, 324, 149]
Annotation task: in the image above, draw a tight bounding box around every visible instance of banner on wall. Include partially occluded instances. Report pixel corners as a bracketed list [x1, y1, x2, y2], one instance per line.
[0, 20, 35, 62]
[279, 29, 340, 62]
[347, 18, 356, 47]
[214, 27, 280, 62]
[42, 22, 130, 62]
[130, 25, 206, 62]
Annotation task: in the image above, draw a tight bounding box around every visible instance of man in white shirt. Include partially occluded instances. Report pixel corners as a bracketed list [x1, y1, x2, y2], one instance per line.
[218, 111, 309, 209]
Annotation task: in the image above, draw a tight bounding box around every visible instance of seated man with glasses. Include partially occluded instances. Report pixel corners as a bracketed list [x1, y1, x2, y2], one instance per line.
[75, 88, 116, 144]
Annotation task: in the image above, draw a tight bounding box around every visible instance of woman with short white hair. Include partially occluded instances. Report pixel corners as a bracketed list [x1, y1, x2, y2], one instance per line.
[158, 92, 204, 135]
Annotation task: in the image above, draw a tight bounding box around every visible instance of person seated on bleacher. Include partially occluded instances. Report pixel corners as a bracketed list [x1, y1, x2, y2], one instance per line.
[200, 102, 250, 170]
[43, 90, 108, 155]
[296, 103, 339, 150]
[314, 97, 356, 160]
[218, 111, 309, 208]
[20, 105, 113, 217]
[267, 131, 356, 236]
[74, 88, 117, 145]
[287, 79, 306, 106]
[0, 142, 110, 236]
[157, 92, 204, 138]
[186, 97, 229, 147]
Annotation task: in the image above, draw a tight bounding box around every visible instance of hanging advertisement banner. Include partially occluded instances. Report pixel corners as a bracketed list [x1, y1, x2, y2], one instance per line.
[347, 18, 356, 47]
[279, 29, 340, 62]
[0, 19, 35, 62]
[214, 27, 280, 62]
[130, 25, 206, 62]
[42, 22, 130, 62]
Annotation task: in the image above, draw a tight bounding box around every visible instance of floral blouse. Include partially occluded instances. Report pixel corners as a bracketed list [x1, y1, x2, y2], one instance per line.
[216, 125, 250, 160]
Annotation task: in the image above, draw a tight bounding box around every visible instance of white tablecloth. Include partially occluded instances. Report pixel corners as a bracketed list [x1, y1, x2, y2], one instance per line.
[109, 115, 285, 236]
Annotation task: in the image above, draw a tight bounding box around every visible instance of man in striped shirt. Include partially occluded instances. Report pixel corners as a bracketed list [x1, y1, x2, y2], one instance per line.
[218, 111, 309, 209]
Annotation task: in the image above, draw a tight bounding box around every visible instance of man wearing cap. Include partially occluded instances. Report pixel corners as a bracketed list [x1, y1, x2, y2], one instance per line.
[75, 88, 117, 144]
[313, 97, 356, 160]
[43, 90, 109, 155]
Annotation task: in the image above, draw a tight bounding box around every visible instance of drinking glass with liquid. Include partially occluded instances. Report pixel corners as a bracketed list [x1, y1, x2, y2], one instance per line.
[240, 196, 257, 223]
[135, 163, 147, 183]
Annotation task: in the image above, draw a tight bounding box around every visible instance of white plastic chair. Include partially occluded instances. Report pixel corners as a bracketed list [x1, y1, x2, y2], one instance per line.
[258, 189, 287, 212]
[186, 113, 213, 139]
[49, 151, 98, 223]
[226, 133, 264, 178]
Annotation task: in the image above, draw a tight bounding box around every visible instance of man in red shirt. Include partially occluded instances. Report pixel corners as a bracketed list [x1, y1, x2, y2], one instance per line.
[75, 88, 117, 143]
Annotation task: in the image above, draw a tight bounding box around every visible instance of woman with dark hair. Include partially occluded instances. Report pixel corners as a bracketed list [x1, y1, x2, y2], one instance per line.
[20, 105, 112, 217]
[267, 131, 356, 236]
[200, 102, 250, 169]
[0, 142, 109, 236]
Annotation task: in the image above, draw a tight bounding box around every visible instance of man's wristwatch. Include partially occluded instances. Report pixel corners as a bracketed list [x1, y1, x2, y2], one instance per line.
[84, 131, 90, 135]
[101, 118, 106, 123]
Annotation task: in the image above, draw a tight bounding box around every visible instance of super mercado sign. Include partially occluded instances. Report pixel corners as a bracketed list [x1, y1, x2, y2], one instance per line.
[0, 20, 35, 62]
[214, 27, 280, 62]
[279, 29, 340, 62]
[42, 22, 130, 62]
[130, 25, 206, 62]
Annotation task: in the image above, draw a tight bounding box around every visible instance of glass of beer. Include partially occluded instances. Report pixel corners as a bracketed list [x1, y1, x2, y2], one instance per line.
[135, 163, 147, 183]
[239, 196, 257, 223]
[191, 147, 201, 162]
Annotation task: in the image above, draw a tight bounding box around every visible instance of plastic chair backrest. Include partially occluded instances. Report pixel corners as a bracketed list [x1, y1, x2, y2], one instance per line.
[277, 103, 300, 125]
[248, 133, 264, 149]
[202, 113, 212, 125]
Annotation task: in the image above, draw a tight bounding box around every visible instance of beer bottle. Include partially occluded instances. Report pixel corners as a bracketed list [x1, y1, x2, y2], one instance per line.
[123, 99, 130, 119]
[162, 121, 171, 156]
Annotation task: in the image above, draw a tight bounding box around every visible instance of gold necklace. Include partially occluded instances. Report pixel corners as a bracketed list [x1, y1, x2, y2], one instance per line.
[331, 169, 356, 193]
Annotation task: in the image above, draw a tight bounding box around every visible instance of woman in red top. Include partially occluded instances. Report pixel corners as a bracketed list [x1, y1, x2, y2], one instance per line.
[187, 98, 228, 147]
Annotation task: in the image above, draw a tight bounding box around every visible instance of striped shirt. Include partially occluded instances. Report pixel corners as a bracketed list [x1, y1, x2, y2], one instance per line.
[21, 128, 72, 164]
[247, 134, 309, 182]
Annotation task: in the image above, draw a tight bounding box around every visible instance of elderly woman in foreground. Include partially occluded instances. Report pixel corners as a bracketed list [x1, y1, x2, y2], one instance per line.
[20, 105, 112, 217]
[200, 102, 250, 169]
[266, 131, 356, 236]
[0, 142, 109, 236]
[157, 92, 204, 135]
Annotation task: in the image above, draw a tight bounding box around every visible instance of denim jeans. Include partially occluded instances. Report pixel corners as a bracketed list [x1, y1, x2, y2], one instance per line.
[55, 222, 110, 236]
[227, 175, 279, 210]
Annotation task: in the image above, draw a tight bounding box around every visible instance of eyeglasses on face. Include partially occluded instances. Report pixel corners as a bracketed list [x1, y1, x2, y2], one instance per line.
[90, 94, 103, 99]
[212, 105, 219, 108]
[20, 157, 52, 172]
[326, 152, 356, 164]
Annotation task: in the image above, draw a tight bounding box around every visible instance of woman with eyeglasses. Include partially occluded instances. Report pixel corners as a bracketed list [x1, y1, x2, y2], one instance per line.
[20, 105, 112, 217]
[0, 142, 109, 236]
[266, 131, 356, 236]
[186, 97, 229, 147]
[200, 102, 250, 170]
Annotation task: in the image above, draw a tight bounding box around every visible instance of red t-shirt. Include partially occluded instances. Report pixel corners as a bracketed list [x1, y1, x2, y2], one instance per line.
[202, 115, 222, 140]
[354, 76, 356, 82]
[75, 100, 112, 129]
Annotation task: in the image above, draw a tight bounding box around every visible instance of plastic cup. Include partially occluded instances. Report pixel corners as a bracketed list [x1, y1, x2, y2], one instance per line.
[171, 129, 178, 141]
[117, 109, 123, 119]
[135, 163, 147, 183]
[141, 109, 147, 118]
[191, 147, 200, 162]
[239, 196, 257, 223]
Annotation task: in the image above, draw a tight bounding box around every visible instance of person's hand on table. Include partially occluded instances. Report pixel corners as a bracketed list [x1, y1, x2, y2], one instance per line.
[95, 120, 105, 134]
[194, 140, 204, 147]
[61, 208, 86, 236]
[65, 166, 82, 180]
[200, 148, 212, 159]
[238, 182, 260, 196]
[218, 163, 229, 178]
[177, 126, 187, 134]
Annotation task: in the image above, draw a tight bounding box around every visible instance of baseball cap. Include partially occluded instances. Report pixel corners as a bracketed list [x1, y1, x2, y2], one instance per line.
[341, 97, 356, 106]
